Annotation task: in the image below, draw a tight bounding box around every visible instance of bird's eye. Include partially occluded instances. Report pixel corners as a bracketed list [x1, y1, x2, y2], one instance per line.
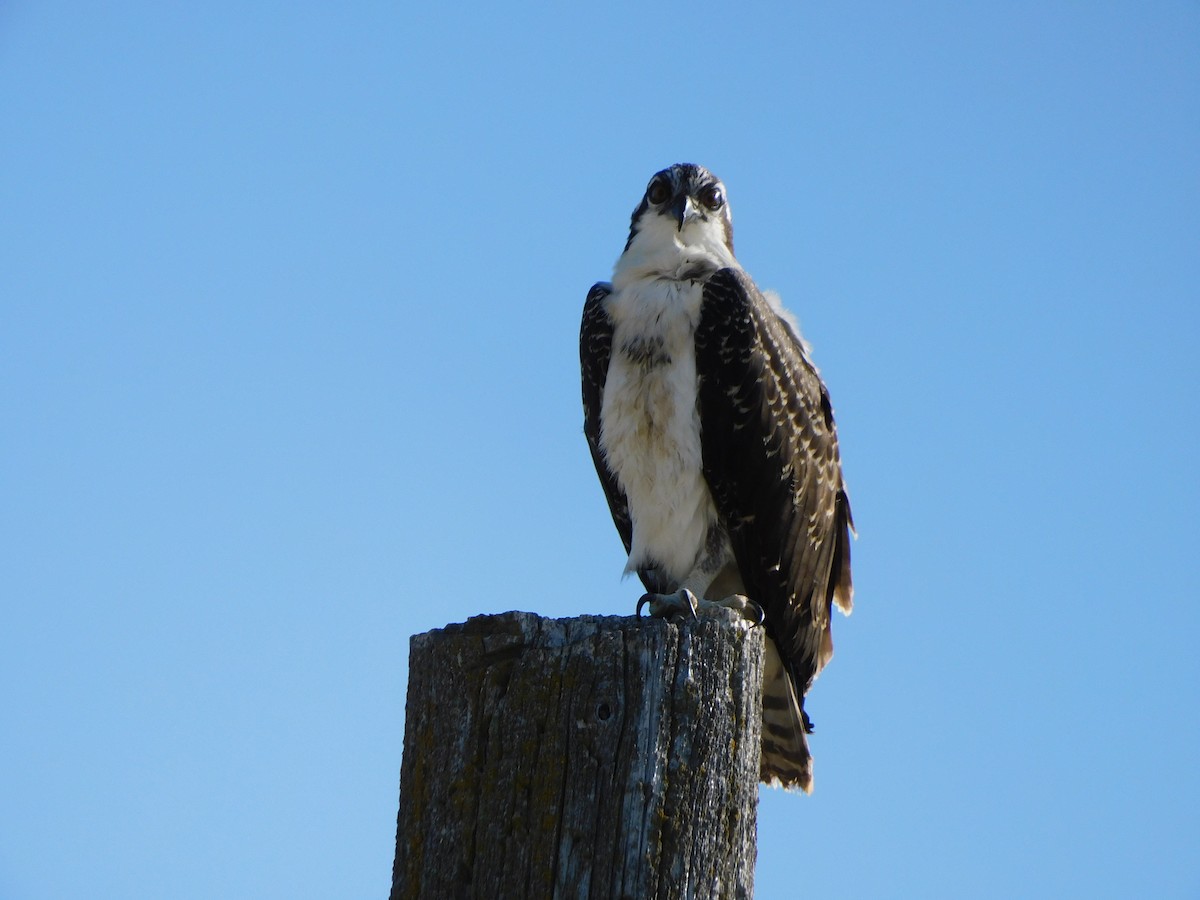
[699, 184, 724, 211]
[646, 177, 671, 205]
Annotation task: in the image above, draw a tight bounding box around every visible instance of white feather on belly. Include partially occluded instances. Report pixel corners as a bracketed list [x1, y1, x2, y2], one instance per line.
[598, 277, 717, 584]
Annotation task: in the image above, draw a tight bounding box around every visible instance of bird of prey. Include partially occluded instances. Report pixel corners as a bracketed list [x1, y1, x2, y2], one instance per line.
[580, 164, 855, 792]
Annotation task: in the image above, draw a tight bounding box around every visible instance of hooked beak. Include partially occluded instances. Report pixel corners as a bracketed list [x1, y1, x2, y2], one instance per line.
[668, 193, 695, 231]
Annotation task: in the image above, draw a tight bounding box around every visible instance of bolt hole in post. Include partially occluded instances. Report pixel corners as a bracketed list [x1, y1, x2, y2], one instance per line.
[596, 702, 612, 721]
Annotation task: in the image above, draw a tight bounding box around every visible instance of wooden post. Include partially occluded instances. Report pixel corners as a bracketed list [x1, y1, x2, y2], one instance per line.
[389, 610, 764, 900]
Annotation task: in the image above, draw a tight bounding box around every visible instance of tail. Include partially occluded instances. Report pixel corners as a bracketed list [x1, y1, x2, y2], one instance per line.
[760, 636, 814, 793]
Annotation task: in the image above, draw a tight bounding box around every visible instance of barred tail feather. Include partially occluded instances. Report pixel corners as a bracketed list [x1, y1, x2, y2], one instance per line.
[760, 637, 814, 793]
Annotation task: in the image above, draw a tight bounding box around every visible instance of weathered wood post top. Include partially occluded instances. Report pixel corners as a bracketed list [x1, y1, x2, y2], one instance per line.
[390, 609, 765, 900]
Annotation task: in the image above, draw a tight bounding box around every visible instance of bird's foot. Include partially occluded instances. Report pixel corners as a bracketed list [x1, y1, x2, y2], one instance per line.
[714, 593, 766, 626]
[636, 590, 764, 626]
[637, 588, 701, 620]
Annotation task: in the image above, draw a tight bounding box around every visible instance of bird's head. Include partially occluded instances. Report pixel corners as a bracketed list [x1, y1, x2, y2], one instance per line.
[615, 163, 737, 282]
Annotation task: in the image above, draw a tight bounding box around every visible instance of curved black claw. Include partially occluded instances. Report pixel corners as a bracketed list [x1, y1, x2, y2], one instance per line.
[636, 594, 653, 617]
[749, 601, 766, 627]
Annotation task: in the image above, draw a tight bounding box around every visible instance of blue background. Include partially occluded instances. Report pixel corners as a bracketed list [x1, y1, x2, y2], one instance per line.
[2, 3, 1197, 897]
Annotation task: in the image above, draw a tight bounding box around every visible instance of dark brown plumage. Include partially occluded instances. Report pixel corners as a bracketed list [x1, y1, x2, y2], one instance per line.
[581, 165, 854, 791]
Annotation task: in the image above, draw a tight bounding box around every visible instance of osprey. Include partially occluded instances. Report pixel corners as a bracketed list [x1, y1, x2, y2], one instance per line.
[580, 164, 854, 792]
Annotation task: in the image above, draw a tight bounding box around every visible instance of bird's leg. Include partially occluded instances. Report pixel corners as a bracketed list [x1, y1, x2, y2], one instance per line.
[636, 590, 764, 626]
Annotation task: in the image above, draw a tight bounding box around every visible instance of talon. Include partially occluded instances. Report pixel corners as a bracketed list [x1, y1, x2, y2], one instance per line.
[682, 589, 700, 618]
[636, 594, 652, 617]
[751, 602, 766, 627]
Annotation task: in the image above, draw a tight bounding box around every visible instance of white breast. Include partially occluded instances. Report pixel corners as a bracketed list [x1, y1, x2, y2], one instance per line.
[599, 276, 717, 583]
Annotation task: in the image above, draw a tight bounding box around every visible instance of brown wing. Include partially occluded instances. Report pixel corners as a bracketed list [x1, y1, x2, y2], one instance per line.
[580, 282, 633, 556]
[695, 268, 854, 701]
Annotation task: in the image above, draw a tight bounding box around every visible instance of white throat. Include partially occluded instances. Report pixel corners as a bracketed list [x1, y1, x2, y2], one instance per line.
[612, 212, 739, 289]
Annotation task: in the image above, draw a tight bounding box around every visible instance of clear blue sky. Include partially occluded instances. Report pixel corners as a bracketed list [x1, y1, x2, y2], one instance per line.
[2, 3, 1197, 897]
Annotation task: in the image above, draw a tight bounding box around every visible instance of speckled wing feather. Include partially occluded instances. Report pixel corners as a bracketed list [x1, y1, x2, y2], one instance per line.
[695, 268, 854, 700]
[580, 282, 633, 556]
